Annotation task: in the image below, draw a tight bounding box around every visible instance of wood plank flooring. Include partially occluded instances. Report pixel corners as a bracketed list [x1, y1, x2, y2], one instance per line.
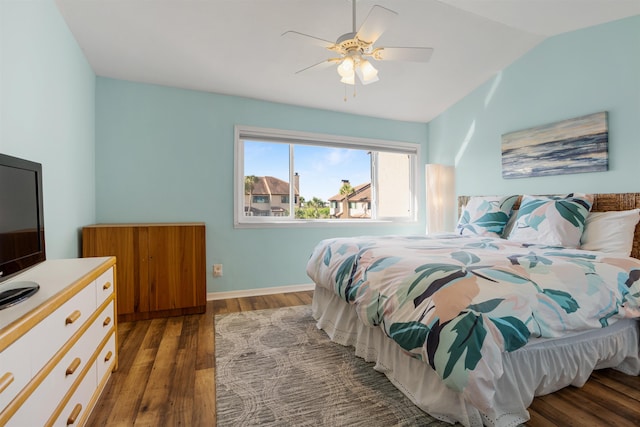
[87, 291, 640, 426]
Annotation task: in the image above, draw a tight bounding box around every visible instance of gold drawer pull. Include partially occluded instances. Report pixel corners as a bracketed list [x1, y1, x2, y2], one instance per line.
[103, 316, 112, 327]
[66, 358, 81, 376]
[65, 310, 81, 325]
[104, 351, 113, 362]
[67, 403, 82, 425]
[0, 372, 14, 394]
[102, 281, 112, 291]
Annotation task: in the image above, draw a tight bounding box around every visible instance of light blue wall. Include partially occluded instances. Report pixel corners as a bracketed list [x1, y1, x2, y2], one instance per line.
[95, 78, 428, 293]
[429, 15, 640, 198]
[0, 0, 96, 258]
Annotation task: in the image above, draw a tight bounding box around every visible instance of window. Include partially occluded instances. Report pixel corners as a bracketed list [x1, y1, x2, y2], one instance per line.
[252, 195, 269, 203]
[235, 126, 419, 227]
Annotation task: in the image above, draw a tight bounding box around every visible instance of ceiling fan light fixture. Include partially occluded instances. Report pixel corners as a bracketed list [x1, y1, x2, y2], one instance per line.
[340, 73, 355, 85]
[337, 57, 354, 77]
[356, 59, 379, 85]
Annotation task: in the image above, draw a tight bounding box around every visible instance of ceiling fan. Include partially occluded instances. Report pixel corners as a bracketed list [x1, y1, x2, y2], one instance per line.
[282, 0, 433, 86]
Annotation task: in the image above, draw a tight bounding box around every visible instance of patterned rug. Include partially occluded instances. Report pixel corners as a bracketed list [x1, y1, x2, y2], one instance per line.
[215, 305, 451, 426]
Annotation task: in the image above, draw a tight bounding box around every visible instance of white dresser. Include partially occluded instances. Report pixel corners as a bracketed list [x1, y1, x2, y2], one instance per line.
[0, 257, 117, 426]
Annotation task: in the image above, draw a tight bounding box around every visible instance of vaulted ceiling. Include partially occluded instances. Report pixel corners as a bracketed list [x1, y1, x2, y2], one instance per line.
[55, 0, 640, 122]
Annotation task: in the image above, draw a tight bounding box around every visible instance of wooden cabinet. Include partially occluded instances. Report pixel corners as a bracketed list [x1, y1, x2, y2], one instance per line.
[82, 223, 206, 322]
[0, 257, 117, 426]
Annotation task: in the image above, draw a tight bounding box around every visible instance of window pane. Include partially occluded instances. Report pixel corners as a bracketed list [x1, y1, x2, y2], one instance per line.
[294, 144, 371, 220]
[243, 141, 291, 217]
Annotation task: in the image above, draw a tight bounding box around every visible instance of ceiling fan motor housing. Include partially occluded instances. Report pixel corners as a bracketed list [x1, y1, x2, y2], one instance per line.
[334, 32, 373, 55]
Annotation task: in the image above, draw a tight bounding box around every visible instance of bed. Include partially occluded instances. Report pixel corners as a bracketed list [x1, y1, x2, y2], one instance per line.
[306, 193, 640, 427]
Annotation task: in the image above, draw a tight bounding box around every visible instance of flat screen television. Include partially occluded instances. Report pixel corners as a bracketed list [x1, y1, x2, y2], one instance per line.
[0, 153, 46, 284]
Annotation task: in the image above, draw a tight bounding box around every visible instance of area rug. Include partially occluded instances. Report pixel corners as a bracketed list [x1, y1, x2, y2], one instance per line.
[215, 305, 451, 426]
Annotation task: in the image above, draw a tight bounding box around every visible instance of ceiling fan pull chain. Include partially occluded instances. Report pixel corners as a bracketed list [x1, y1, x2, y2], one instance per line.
[343, 83, 356, 101]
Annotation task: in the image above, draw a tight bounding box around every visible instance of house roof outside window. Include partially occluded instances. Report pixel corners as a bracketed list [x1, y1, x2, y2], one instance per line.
[250, 176, 299, 197]
[328, 182, 371, 203]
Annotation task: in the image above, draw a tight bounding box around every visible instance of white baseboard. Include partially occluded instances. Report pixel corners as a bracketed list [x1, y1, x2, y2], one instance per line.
[207, 283, 315, 301]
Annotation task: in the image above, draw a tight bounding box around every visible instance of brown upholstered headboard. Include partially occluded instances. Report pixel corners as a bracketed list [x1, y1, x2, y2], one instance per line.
[458, 193, 640, 260]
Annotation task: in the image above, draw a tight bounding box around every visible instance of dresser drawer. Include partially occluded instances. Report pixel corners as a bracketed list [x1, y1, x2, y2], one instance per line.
[53, 325, 97, 399]
[0, 325, 40, 409]
[51, 363, 96, 427]
[87, 299, 115, 354]
[95, 268, 114, 307]
[96, 300, 115, 342]
[97, 332, 116, 385]
[32, 284, 96, 372]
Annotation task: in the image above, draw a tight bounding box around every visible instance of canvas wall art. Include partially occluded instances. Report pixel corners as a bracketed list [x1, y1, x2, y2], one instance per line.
[501, 111, 608, 179]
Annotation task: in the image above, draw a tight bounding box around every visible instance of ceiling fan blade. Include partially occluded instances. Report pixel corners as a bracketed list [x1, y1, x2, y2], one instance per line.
[294, 59, 338, 74]
[281, 30, 335, 49]
[356, 5, 397, 44]
[373, 47, 434, 62]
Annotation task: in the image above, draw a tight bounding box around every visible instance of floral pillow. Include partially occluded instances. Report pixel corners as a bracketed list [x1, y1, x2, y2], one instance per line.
[507, 193, 594, 248]
[456, 195, 519, 237]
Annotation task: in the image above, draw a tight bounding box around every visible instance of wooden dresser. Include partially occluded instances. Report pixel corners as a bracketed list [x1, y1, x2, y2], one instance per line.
[0, 257, 117, 426]
[82, 223, 206, 322]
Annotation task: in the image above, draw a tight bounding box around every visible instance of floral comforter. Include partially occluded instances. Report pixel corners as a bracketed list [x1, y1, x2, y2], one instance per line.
[306, 234, 640, 407]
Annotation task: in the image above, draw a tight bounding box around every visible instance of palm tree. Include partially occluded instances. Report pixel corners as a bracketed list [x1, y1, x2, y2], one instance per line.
[307, 197, 325, 218]
[339, 181, 354, 219]
[244, 175, 258, 215]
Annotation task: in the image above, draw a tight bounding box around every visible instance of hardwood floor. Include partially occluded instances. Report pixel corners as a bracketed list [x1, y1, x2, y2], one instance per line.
[87, 291, 640, 426]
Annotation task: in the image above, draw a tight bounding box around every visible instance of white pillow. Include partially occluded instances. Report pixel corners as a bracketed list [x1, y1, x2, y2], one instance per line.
[580, 209, 640, 255]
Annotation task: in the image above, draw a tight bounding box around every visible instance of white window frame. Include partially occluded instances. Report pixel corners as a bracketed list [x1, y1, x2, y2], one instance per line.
[234, 125, 420, 228]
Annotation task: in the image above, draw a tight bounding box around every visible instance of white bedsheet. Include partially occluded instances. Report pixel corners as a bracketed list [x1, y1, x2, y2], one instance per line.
[312, 285, 640, 427]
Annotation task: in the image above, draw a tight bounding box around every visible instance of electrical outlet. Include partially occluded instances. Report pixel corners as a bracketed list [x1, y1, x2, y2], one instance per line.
[213, 264, 223, 277]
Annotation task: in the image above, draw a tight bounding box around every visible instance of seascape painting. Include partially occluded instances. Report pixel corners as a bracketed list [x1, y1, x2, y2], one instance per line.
[501, 111, 608, 179]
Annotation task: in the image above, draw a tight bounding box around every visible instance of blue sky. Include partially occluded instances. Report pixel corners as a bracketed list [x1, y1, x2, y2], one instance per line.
[244, 141, 371, 201]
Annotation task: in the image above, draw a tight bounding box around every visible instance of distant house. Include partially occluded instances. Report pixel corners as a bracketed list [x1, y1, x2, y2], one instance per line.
[245, 175, 300, 216]
[328, 180, 371, 219]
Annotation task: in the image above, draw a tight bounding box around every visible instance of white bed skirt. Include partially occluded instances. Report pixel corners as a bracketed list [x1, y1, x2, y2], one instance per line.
[312, 285, 640, 427]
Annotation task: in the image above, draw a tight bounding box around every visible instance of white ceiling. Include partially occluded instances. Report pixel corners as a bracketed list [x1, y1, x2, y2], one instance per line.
[54, 0, 640, 123]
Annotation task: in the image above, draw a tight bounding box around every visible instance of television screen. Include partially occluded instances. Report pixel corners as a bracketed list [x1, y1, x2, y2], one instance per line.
[0, 153, 45, 282]
[0, 166, 41, 259]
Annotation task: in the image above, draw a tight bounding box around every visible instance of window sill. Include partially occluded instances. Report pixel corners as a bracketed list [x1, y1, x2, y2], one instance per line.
[234, 218, 418, 229]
